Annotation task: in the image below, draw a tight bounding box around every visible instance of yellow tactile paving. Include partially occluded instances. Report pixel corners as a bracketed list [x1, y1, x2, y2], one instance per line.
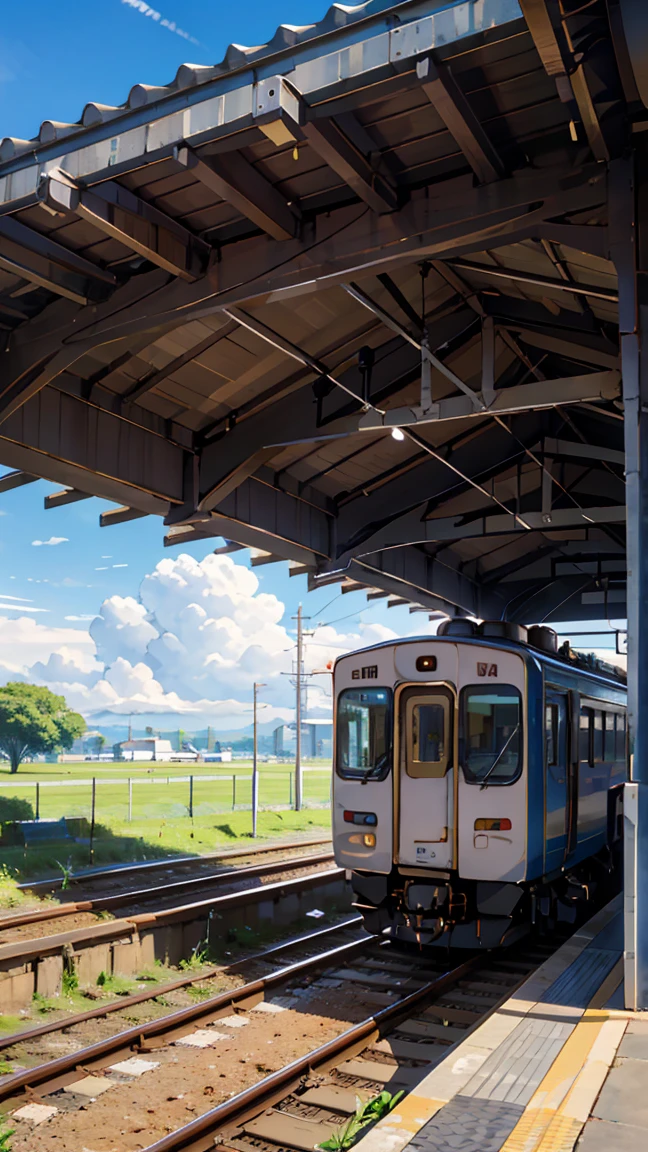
[386, 1094, 445, 1132]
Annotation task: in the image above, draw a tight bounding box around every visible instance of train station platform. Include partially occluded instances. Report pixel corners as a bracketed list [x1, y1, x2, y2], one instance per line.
[355, 895, 645, 1152]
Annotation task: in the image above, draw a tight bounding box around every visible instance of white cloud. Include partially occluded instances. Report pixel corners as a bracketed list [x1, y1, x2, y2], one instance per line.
[32, 537, 69, 547]
[0, 605, 49, 613]
[0, 594, 33, 602]
[65, 614, 98, 622]
[0, 553, 409, 727]
[113, 564, 128, 569]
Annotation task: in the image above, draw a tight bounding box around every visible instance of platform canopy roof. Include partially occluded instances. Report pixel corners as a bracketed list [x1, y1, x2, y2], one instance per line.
[0, 0, 643, 623]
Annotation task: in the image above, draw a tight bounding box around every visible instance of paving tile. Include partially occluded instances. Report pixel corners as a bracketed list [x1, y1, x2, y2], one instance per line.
[592, 1057, 648, 1126]
[174, 1028, 228, 1047]
[617, 1021, 648, 1061]
[406, 1094, 524, 1152]
[63, 1075, 114, 1098]
[109, 1057, 160, 1076]
[12, 1103, 58, 1124]
[577, 1117, 646, 1152]
[219, 1014, 250, 1027]
[251, 1001, 286, 1014]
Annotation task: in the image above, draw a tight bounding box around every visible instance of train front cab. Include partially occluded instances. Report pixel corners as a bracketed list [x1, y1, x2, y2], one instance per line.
[333, 637, 529, 948]
[333, 637, 627, 949]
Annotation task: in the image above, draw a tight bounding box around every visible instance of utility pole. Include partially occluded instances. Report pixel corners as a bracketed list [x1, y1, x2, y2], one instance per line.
[252, 682, 266, 837]
[295, 604, 303, 811]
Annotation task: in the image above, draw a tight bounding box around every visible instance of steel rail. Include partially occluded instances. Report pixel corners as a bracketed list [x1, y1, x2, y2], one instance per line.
[1, 850, 335, 932]
[0, 916, 363, 1054]
[141, 955, 481, 1152]
[0, 868, 347, 966]
[0, 932, 375, 1104]
[19, 836, 332, 894]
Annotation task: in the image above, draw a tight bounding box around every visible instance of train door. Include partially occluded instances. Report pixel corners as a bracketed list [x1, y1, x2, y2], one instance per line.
[545, 688, 569, 871]
[397, 686, 455, 870]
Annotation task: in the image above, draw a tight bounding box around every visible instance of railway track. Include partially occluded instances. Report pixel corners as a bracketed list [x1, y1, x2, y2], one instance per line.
[2, 929, 560, 1152]
[19, 836, 332, 898]
[1, 849, 336, 935]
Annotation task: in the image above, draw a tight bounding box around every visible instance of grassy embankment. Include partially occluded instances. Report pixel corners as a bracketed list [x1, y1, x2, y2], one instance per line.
[0, 760, 332, 881]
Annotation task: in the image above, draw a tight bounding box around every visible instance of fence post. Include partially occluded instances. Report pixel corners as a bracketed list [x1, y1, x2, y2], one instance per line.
[90, 777, 96, 862]
[189, 775, 194, 819]
[232, 775, 237, 810]
[128, 778, 133, 823]
[289, 772, 294, 807]
[35, 781, 40, 821]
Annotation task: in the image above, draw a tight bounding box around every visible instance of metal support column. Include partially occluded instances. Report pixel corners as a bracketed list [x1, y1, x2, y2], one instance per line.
[611, 151, 648, 1009]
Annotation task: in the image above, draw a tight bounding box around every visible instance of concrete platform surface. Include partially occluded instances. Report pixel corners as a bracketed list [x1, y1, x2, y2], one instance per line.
[353, 896, 648, 1152]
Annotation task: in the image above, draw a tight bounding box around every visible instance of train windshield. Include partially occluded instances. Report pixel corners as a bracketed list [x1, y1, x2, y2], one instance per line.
[461, 686, 522, 785]
[336, 688, 392, 780]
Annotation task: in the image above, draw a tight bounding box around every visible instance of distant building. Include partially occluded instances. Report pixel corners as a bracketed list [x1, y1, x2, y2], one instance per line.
[115, 738, 197, 762]
[273, 720, 333, 759]
[203, 749, 233, 762]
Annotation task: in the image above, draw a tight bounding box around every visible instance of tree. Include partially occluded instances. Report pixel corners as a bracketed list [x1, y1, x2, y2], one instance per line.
[0, 683, 85, 773]
[92, 734, 106, 757]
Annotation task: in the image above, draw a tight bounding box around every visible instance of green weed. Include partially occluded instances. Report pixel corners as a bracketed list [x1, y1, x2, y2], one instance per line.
[317, 1091, 404, 1150]
[0, 1125, 13, 1150]
[178, 945, 209, 973]
[62, 967, 78, 995]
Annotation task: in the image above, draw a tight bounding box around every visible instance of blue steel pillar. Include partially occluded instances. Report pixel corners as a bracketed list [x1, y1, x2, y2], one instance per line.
[611, 152, 648, 1009]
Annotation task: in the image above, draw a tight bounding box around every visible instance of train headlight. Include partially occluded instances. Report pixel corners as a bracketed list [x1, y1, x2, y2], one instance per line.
[363, 833, 376, 848]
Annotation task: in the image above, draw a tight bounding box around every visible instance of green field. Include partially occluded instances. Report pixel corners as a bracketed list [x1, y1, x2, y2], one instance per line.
[0, 760, 333, 881]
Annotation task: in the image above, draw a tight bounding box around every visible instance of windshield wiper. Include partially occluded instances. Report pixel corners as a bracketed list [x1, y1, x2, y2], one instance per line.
[360, 753, 388, 784]
[479, 723, 520, 790]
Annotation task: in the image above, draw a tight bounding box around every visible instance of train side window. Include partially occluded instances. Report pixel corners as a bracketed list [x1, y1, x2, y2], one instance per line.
[545, 703, 558, 766]
[593, 711, 604, 763]
[579, 709, 592, 764]
[615, 713, 627, 762]
[604, 711, 616, 761]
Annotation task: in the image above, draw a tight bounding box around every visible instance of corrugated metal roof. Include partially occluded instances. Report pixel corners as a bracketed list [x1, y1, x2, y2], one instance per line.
[2, 0, 513, 162]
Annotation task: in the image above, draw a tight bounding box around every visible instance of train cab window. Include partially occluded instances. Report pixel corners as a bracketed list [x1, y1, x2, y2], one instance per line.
[604, 711, 616, 761]
[461, 686, 522, 785]
[615, 713, 627, 762]
[545, 703, 558, 767]
[593, 711, 604, 763]
[336, 688, 392, 781]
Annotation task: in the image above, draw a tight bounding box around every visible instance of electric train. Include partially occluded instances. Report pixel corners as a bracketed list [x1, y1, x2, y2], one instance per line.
[332, 620, 627, 948]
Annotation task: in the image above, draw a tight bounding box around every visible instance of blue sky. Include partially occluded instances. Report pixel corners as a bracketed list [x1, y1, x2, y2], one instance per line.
[0, 0, 332, 142]
[0, 2, 624, 731]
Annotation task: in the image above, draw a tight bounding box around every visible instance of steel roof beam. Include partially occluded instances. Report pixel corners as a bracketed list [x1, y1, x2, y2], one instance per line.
[335, 504, 626, 562]
[42, 171, 211, 282]
[121, 319, 240, 405]
[0, 214, 117, 305]
[175, 146, 299, 242]
[447, 259, 618, 304]
[505, 326, 619, 370]
[99, 506, 149, 527]
[0, 164, 607, 428]
[0, 469, 37, 493]
[254, 80, 398, 215]
[417, 56, 505, 185]
[520, 0, 609, 163]
[299, 114, 398, 215]
[44, 488, 92, 509]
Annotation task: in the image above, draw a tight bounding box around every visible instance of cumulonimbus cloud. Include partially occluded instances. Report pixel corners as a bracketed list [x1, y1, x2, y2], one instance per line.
[0, 552, 409, 727]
